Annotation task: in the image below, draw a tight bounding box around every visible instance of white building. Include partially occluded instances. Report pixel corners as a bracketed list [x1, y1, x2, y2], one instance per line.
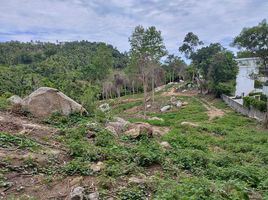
[235, 57, 260, 97]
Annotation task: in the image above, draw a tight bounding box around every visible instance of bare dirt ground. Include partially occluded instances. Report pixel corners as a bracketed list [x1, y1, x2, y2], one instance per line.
[0, 111, 95, 199]
[196, 98, 225, 120]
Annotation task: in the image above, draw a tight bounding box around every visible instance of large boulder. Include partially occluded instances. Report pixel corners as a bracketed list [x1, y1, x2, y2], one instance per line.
[23, 87, 86, 118]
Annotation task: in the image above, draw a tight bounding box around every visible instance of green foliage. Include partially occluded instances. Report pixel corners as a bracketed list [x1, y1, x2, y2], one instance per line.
[0, 132, 39, 151]
[0, 95, 9, 110]
[0, 41, 128, 100]
[117, 185, 148, 200]
[179, 32, 203, 59]
[233, 19, 268, 69]
[80, 85, 99, 113]
[212, 81, 236, 97]
[243, 96, 267, 112]
[61, 159, 92, 176]
[254, 80, 263, 89]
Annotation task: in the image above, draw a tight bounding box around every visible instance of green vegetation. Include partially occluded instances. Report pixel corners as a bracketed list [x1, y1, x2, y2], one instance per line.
[243, 96, 267, 112]
[0, 132, 40, 151]
[28, 94, 267, 199]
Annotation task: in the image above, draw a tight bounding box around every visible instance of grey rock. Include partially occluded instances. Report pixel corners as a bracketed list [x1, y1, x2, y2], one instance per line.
[70, 187, 85, 200]
[8, 95, 23, 105]
[22, 87, 87, 118]
[160, 105, 171, 112]
[99, 103, 110, 112]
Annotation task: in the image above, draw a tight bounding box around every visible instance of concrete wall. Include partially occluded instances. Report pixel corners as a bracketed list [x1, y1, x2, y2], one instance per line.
[222, 94, 266, 121]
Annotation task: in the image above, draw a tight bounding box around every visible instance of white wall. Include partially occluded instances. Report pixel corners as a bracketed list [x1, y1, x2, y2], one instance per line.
[235, 58, 259, 97]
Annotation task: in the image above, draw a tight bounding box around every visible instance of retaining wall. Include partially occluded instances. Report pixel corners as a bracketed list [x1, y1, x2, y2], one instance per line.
[221, 94, 266, 121]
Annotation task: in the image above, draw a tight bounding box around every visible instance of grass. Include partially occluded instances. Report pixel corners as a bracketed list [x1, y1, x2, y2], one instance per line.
[2, 92, 268, 199]
[0, 132, 40, 151]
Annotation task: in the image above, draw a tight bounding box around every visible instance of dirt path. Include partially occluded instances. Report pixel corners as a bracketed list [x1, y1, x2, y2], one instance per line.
[196, 98, 225, 120]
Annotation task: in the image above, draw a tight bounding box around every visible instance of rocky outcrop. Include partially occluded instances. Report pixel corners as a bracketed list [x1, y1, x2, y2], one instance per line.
[22, 87, 86, 118]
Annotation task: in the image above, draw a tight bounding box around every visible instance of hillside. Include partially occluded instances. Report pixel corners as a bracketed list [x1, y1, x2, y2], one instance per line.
[0, 84, 267, 199]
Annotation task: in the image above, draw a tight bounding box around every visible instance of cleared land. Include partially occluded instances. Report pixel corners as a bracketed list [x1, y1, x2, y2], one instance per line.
[0, 88, 268, 199]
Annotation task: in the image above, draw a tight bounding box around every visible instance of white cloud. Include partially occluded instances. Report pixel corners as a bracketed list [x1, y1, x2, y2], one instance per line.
[0, 0, 267, 55]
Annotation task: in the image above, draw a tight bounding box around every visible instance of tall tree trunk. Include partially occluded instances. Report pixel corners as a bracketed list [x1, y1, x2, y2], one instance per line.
[265, 99, 268, 128]
[152, 69, 155, 103]
[143, 73, 147, 118]
[132, 80, 135, 96]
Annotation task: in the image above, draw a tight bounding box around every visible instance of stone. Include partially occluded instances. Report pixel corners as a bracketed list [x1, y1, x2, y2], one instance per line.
[70, 187, 85, 200]
[155, 85, 166, 92]
[8, 95, 23, 105]
[105, 125, 118, 136]
[146, 104, 151, 108]
[148, 117, 164, 121]
[90, 162, 104, 173]
[70, 177, 83, 187]
[181, 121, 199, 127]
[175, 100, 182, 108]
[128, 177, 147, 184]
[160, 105, 171, 112]
[22, 87, 87, 118]
[125, 122, 153, 138]
[160, 141, 172, 149]
[107, 117, 129, 134]
[99, 103, 110, 112]
[182, 102, 188, 106]
[87, 192, 99, 200]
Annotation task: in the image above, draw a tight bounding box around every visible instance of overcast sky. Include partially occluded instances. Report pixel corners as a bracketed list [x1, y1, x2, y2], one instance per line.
[0, 0, 267, 56]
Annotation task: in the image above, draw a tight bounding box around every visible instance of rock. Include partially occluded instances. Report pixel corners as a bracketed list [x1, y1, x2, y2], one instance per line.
[160, 141, 172, 149]
[128, 177, 147, 184]
[105, 125, 118, 136]
[22, 87, 87, 118]
[125, 122, 153, 138]
[70, 187, 85, 200]
[8, 95, 23, 105]
[70, 177, 83, 187]
[182, 89, 187, 93]
[148, 117, 164, 121]
[107, 117, 129, 134]
[146, 104, 151, 108]
[146, 97, 151, 102]
[160, 105, 171, 112]
[90, 162, 104, 173]
[99, 103, 110, 112]
[181, 121, 199, 127]
[87, 192, 99, 200]
[155, 85, 166, 92]
[182, 102, 188, 106]
[175, 100, 182, 108]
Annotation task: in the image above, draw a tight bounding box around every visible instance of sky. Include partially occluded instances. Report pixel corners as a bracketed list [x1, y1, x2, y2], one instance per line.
[0, 0, 268, 56]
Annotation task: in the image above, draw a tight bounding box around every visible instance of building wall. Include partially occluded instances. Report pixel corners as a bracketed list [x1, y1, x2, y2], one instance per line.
[235, 58, 259, 97]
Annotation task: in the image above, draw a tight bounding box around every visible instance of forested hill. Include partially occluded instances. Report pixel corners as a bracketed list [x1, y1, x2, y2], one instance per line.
[0, 41, 128, 99]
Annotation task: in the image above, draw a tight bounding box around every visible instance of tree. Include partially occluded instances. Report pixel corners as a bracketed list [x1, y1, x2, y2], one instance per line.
[164, 54, 186, 83]
[232, 19, 268, 71]
[233, 19, 268, 128]
[179, 32, 203, 59]
[129, 25, 167, 114]
[208, 51, 238, 96]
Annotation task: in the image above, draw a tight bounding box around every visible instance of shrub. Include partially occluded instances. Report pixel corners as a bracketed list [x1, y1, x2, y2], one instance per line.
[254, 80, 263, 88]
[212, 81, 235, 97]
[243, 96, 266, 112]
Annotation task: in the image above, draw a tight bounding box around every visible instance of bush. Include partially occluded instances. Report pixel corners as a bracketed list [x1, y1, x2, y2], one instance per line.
[254, 80, 263, 88]
[212, 82, 235, 97]
[243, 96, 267, 112]
[80, 85, 99, 114]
